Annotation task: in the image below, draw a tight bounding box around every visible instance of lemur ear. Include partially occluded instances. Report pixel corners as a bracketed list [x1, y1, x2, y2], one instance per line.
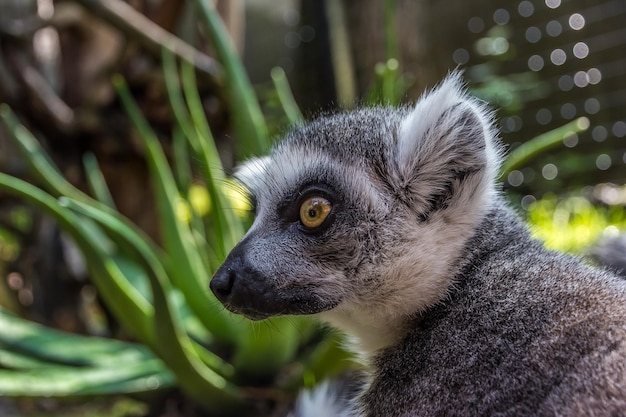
[394, 72, 501, 216]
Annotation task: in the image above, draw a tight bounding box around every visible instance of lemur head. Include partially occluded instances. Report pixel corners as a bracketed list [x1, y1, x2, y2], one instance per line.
[211, 73, 502, 352]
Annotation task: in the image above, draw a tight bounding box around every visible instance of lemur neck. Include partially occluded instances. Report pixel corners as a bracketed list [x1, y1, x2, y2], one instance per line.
[319, 198, 529, 360]
[320, 309, 410, 358]
[453, 196, 532, 279]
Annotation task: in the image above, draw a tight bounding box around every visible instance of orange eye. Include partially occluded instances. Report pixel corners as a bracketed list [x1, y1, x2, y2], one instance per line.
[299, 196, 332, 229]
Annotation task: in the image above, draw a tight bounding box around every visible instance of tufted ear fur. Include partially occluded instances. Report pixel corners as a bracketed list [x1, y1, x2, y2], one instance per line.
[393, 72, 502, 219]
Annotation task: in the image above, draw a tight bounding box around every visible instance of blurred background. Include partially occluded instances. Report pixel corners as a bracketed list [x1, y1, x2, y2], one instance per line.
[0, 0, 624, 416]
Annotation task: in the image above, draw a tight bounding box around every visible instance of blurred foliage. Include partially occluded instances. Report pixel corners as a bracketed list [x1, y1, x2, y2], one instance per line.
[4, 397, 147, 417]
[500, 117, 590, 177]
[365, 58, 413, 106]
[458, 0, 626, 197]
[469, 68, 549, 116]
[526, 191, 626, 254]
[0, 65, 350, 414]
[0, 2, 353, 416]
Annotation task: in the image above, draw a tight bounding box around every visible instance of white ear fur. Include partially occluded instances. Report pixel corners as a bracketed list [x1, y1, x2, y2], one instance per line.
[394, 72, 502, 213]
[397, 72, 500, 175]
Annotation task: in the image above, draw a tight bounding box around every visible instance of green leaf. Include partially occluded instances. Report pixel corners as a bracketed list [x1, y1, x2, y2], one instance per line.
[0, 104, 165, 269]
[83, 153, 117, 209]
[192, 0, 270, 157]
[232, 316, 306, 381]
[146, 238, 249, 413]
[0, 344, 53, 370]
[0, 104, 91, 202]
[59, 197, 235, 379]
[0, 308, 152, 367]
[297, 332, 357, 389]
[0, 360, 172, 397]
[500, 117, 590, 177]
[0, 174, 155, 346]
[162, 50, 243, 263]
[114, 75, 241, 344]
[0, 307, 174, 397]
[171, 127, 194, 195]
[180, 59, 246, 254]
[162, 53, 315, 379]
[0, 177, 247, 411]
[270, 67, 303, 125]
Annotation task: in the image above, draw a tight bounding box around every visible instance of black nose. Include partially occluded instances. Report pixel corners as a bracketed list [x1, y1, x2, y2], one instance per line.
[210, 262, 276, 320]
[210, 267, 236, 303]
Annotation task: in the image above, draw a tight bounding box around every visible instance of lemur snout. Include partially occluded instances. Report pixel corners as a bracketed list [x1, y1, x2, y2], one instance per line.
[210, 259, 274, 321]
[210, 243, 340, 320]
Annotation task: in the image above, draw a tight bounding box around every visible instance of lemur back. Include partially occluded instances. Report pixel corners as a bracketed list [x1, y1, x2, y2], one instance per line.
[210, 73, 626, 416]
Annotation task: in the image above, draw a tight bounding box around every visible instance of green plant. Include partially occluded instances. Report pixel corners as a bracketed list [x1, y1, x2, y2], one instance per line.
[0, 70, 346, 417]
[499, 117, 590, 178]
[526, 192, 626, 254]
[364, 0, 412, 106]
[0, 4, 351, 416]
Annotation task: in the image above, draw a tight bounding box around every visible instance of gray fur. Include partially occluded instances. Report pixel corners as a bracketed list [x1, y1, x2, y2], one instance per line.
[364, 202, 626, 415]
[589, 233, 626, 277]
[210, 73, 626, 416]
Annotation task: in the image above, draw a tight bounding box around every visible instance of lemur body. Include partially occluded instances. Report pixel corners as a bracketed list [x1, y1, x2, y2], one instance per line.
[210, 73, 626, 416]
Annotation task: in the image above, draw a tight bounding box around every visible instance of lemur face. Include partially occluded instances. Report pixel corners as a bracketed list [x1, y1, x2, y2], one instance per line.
[210, 111, 398, 320]
[210, 73, 501, 325]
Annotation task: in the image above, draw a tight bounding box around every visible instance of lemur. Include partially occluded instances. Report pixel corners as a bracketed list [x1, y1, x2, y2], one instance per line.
[210, 73, 626, 416]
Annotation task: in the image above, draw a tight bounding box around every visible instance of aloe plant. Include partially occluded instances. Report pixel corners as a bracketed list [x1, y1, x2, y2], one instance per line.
[0, 4, 350, 415]
[192, 0, 269, 157]
[0, 107, 247, 413]
[0, 306, 174, 397]
[500, 116, 590, 177]
[0, 42, 355, 408]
